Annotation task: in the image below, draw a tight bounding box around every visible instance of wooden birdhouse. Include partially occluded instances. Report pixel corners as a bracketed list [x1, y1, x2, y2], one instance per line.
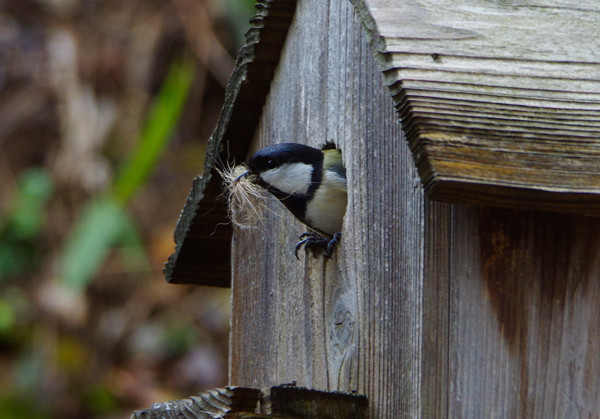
[138, 0, 600, 417]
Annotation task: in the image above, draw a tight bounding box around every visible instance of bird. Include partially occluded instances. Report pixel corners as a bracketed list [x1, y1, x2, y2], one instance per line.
[235, 142, 347, 258]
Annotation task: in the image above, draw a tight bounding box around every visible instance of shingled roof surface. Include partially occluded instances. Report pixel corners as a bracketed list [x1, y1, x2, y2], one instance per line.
[351, 0, 600, 209]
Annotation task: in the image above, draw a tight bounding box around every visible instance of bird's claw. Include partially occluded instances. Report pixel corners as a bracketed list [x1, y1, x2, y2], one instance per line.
[295, 232, 342, 259]
[327, 232, 342, 256]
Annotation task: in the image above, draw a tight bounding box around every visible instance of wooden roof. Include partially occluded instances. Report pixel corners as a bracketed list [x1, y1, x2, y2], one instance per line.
[353, 0, 600, 210]
[166, 0, 600, 285]
[164, 0, 296, 285]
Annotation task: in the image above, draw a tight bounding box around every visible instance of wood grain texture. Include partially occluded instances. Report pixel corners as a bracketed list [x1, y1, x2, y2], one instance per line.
[130, 386, 261, 419]
[131, 385, 366, 419]
[447, 207, 600, 417]
[263, 386, 368, 418]
[420, 203, 600, 418]
[230, 0, 600, 418]
[231, 0, 424, 417]
[164, 0, 297, 285]
[351, 0, 600, 213]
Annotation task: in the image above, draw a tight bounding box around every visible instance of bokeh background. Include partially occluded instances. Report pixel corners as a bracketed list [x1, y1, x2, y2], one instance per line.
[0, 0, 254, 417]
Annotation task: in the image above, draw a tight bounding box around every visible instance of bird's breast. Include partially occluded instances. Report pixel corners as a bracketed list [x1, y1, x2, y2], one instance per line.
[304, 171, 347, 236]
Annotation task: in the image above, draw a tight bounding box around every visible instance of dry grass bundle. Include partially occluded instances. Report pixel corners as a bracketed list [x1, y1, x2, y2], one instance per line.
[216, 163, 268, 230]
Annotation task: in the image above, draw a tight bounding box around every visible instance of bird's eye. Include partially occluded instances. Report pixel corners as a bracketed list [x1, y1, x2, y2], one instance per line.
[266, 159, 276, 169]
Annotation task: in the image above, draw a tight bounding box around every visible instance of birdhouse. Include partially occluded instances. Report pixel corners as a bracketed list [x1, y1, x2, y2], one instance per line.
[142, 0, 600, 417]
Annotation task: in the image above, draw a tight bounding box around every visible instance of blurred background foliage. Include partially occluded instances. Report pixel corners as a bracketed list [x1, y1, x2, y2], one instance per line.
[0, 0, 255, 417]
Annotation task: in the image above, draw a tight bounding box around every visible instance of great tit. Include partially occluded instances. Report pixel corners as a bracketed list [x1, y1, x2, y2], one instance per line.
[236, 142, 347, 258]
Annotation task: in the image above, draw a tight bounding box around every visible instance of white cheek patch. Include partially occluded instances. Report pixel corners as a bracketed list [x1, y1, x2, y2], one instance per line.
[259, 162, 313, 195]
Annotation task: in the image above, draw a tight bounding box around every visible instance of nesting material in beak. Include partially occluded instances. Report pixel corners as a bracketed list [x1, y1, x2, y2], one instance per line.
[217, 164, 267, 229]
[233, 170, 250, 184]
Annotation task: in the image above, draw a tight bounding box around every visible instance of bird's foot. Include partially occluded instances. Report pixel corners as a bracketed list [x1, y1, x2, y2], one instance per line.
[295, 232, 342, 259]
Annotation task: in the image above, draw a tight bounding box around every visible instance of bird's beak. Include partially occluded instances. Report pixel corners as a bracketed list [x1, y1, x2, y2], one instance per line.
[233, 170, 249, 184]
[233, 170, 257, 184]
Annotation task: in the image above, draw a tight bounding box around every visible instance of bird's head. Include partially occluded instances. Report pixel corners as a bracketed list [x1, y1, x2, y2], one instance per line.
[236, 143, 323, 197]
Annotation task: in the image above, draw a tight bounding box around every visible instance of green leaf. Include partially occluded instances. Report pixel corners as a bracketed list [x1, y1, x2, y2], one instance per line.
[58, 195, 151, 290]
[5, 168, 53, 240]
[114, 209, 150, 276]
[112, 55, 196, 203]
[58, 197, 127, 291]
[58, 56, 194, 291]
[0, 299, 15, 333]
[0, 169, 53, 280]
[0, 243, 30, 280]
[83, 383, 119, 415]
[0, 393, 51, 419]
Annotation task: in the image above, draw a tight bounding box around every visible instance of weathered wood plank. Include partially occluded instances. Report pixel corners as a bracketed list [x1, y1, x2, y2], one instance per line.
[231, 1, 424, 418]
[230, 0, 600, 418]
[421, 200, 451, 418]
[164, 0, 297, 285]
[131, 385, 366, 418]
[419, 203, 600, 418]
[351, 0, 600, 213]
[448, 207, 600, 417]
[130, 387, 261, 419]
[262, 386, 368, 418]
